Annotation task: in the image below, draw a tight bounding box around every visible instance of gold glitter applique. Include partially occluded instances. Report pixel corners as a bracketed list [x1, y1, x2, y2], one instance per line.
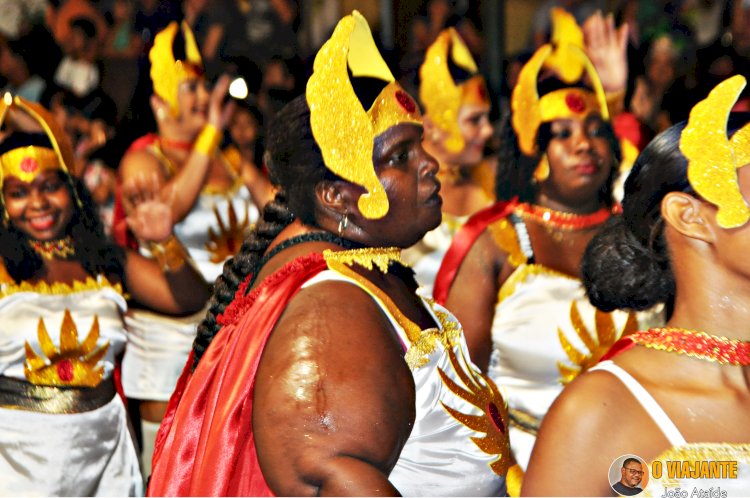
[306, 12, 421, 219]
[557, 301, 638, 384]
[434, 314, 510, 476]
[206, 200, 251, 263]
[404, 307, 462, 369]
[488, 217, 527, 268]
[149, 21, 203, 117]
[419, 28, 488, 153]
[0, 275, 122, 298]
[680, 75, 750, 228]
[324, 247, 422, 343]
[25, 309, 109, 387]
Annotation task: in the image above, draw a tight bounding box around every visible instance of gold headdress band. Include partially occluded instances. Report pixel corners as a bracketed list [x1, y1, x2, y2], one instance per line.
[306, 11, 422, 219]
[0, 93, 80, 211]
[679, 74, 750, 229]
[149, 21, 204, 117]
[419, 28, 489, 153]
[511, 10, 609, 157]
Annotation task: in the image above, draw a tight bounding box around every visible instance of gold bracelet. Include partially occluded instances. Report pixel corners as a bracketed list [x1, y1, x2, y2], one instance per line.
[148, 234, 189, 272]
[193, 124, 221, 157]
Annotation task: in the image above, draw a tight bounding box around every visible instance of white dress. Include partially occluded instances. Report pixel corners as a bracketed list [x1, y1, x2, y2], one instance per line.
[590, 361, 750, 497]
[121, 180, 259, 402]
[303, 269, 508, 496]
[486, 214, 651, 470]
[0, 274, 142, 496]
[403, 213, 469, 298]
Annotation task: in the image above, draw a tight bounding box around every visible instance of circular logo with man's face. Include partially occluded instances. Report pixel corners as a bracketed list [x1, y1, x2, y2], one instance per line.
[609, 455, 648, 496]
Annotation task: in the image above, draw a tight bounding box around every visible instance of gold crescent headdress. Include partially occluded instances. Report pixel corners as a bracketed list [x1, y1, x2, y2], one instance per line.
[306, 11, 422, 219]
[679, 74, 750, 228]
[149, 21, 204, 117]
[511, 8, 609, 156]
[419, 28, 489, 153]
[0, 93, 80, 213]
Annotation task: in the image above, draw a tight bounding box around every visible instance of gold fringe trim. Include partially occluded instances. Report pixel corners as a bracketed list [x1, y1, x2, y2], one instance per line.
[488, 218, 527, 268]
[0, 275, 123, 298]
[497, 264, 575, 305]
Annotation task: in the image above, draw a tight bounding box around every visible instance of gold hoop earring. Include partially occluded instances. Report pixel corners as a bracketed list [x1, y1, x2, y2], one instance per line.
[534, 154, 550, 183]
[337, 212, 349, 236]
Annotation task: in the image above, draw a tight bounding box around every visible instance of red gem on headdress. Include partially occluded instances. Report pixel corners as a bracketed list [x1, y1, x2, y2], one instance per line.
[487, 402, 505, 432]
[395, 90, 417, 113]
[565, 93, 586, 113]
[20, 157, 39, 173]
[57, 359, 74, 382]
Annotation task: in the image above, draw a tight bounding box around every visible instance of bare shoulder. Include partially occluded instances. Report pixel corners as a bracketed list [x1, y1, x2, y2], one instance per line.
[253, 278, 415, 495]
[523, 359, 669, 496]
[119, 147, 165, 180]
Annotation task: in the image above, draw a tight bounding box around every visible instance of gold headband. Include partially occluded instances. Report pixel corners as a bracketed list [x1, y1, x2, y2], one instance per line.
[679, 75, 750, 228]
[149, 21, 204, 117]
[0, 93, 80, 211]
[419, 28, 489, 153]
[0, 146, 60, 184]
[306, 11, 422, 220]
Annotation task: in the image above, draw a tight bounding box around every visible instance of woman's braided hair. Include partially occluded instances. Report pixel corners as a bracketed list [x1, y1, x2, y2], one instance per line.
[191, 95, 338, 368]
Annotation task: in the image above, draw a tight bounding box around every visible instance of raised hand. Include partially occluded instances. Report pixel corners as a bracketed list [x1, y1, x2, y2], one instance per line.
[583, 11, 629, 94]
[207, 74, 236, 131]
[123, 172, 175, 243]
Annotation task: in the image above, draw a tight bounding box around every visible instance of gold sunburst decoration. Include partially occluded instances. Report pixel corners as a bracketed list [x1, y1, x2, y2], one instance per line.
[427, 309, 510, 476]
[557, 301, 638, 384]
[206, 200, 251, 263]
[24, 309, 109, 387]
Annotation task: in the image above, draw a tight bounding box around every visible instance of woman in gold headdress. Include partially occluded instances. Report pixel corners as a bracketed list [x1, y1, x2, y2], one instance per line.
[430, 10, 650, 489]
[148, 12, 509, 496]
[113, 21, 270, 470]
[0, 96, 209, 495]
[402, 27, 494, 296]
[524, 75, 750, 496]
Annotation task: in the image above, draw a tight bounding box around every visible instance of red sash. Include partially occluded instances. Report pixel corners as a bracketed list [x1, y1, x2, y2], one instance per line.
[432, 200, 517, 305]
[148, 254, 328, 496]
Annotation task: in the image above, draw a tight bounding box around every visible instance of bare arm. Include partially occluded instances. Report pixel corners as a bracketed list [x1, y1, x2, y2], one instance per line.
[523, 368, 669, 496]
[121, 185, 209, 314]
[444, 229, 506, 372]
[253, 281, 415, 496]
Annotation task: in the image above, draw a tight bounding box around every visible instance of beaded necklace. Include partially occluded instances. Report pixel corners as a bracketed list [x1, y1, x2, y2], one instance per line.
[631, 327, 750, 366]
[28, 236, 76, 260]
[513, 203, 613, 231]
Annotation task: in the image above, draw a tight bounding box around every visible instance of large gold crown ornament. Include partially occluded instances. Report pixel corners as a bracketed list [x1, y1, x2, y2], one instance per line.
[511, 9, 609, 156]
[306, 11, 422, 219]
[149, 21, 204, 117]
[679, 75, 750, 229]
[25, 309, 109, 387]
[419, 28, 489, 153]
[0, 93, 80, 211]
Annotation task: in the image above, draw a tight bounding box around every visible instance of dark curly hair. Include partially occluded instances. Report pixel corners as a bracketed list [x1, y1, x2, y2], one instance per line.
[495, 80, 621, 206]
[581, 114, 750, 317]
[0, 136, 125, 283]
[191, 95, 340, 368]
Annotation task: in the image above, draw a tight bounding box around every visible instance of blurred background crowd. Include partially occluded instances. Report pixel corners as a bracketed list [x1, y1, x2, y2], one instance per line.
[2, 0, 748, 239]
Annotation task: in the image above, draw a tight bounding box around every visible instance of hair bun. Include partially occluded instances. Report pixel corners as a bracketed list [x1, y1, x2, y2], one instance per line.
[582, 216, 673, 312]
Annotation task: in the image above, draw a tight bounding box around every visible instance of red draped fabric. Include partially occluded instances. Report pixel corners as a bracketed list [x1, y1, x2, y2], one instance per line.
[432, 200, 516, 305]
[600, 335, 637, 362]
[148, 253, 329, 496]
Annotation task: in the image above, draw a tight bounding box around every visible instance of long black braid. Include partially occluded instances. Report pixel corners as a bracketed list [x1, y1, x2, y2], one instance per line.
[191, 95, 341, 369]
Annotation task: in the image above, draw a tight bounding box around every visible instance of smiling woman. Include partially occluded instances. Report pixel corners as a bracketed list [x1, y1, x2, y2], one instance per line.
[147, 11, 509, 497]
[0, 96, 209, 495]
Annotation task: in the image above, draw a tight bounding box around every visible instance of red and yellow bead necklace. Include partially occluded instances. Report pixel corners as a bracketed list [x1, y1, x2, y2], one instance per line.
[631, 327, 750, 366]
